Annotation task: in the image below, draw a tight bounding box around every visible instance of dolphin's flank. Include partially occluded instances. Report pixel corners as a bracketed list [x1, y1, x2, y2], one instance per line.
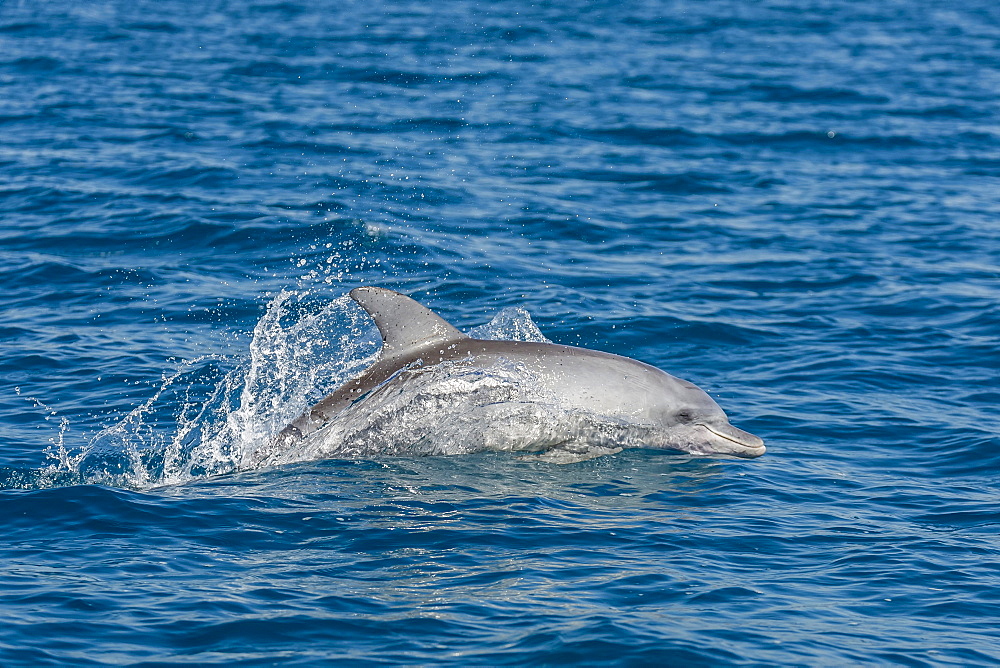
[252, 287, 765, 466]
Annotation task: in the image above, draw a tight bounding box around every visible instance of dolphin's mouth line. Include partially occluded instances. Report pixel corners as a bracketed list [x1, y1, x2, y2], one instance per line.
[698, 423, 765, 451]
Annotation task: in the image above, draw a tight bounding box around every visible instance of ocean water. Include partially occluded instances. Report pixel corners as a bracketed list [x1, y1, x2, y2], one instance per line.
[2, 0, 999, 664]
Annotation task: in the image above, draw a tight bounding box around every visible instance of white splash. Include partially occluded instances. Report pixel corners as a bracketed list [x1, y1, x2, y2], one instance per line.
[52, 291, 549, 488]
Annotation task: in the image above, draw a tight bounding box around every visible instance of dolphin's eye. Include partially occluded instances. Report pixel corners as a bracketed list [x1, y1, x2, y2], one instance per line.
[676, 410, 693, 424]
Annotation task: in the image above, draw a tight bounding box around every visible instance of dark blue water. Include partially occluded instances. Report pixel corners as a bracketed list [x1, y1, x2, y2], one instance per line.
[2, 0, 999, 664]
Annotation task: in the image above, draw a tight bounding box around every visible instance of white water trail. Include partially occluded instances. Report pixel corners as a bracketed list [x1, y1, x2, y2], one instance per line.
[52, 293, 549, 489]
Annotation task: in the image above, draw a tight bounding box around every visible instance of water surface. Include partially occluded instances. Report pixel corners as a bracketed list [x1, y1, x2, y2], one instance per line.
[1, 0, 999, 664]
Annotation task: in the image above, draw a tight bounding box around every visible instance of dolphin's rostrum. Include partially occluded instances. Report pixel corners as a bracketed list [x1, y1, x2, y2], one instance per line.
[254, 287, 765, 466]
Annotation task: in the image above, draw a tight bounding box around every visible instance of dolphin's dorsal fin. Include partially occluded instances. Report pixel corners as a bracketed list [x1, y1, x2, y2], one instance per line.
[349, 287, 468, 360]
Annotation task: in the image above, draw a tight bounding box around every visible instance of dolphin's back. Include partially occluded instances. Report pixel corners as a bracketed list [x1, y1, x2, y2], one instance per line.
[458, 339, 679, 421]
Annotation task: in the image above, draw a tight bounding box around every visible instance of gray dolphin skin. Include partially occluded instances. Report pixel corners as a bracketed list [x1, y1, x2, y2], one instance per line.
[263, 287, 765, 465]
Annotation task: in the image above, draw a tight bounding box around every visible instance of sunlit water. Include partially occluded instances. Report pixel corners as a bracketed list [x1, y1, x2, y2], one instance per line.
[1, 0, 998, 664]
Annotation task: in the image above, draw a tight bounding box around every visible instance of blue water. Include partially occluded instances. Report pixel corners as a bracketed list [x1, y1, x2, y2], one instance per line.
[2, 0, 999, 663]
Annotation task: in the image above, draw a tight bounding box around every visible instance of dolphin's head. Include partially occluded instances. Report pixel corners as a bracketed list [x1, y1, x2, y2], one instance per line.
[650, 377, 765, 459]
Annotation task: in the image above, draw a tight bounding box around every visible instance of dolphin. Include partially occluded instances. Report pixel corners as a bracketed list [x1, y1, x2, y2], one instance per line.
[254, 287, 765, 465]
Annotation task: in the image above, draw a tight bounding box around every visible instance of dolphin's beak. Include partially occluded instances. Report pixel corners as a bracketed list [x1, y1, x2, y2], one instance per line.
[700, 422, 766, 458]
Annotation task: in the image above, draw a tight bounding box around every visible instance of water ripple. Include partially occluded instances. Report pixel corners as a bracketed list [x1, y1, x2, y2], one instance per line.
[0, 0, 998, 664]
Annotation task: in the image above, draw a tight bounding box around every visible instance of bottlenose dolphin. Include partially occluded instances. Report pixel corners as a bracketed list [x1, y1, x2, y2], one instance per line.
[255, 287, 764, 465]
